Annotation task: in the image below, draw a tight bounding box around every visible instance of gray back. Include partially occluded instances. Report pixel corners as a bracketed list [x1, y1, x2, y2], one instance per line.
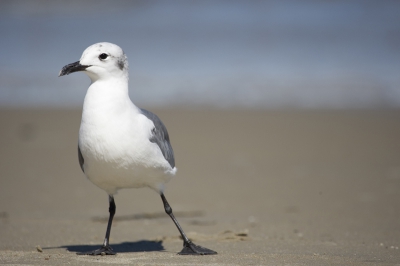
[140, 109, 175, 168]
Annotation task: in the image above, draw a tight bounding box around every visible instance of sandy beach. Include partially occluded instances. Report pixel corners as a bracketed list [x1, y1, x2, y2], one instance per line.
[0, 109, 399, 265]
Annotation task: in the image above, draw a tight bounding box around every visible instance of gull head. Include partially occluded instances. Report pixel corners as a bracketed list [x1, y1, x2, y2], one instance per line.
[59, 42, 128, 82]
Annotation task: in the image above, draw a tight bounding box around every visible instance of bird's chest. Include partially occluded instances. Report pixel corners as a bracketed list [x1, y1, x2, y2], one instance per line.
[78, 110, 156, 168]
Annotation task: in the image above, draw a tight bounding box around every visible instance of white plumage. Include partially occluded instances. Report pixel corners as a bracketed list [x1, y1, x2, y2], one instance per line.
[59, 42, 216, 256]
[78, 43, 176, 194]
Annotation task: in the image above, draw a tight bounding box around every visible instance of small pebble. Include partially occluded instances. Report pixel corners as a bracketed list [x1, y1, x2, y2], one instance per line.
[36, 245, 43, 252]
[380, 243, 384, 247]
[101, 252, 106, 256]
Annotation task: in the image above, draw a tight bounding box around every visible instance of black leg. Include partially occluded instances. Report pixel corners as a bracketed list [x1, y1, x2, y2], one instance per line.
[78, 195, 117, 255]
[161, 193, 217, 255]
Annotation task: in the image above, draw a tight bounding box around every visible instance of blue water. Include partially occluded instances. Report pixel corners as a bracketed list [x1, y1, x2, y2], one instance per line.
[1, 0, 399, 109]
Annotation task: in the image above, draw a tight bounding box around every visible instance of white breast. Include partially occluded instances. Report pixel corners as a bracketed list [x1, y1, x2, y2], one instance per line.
[78, 81, 176, 195]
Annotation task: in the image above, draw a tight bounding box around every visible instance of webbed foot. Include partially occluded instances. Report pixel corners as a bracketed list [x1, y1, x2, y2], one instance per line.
[178, 241, 217, 255]
[77, 245, 116, 256]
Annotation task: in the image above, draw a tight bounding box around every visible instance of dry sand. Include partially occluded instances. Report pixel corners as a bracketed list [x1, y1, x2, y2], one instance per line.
[0, 109, 399, 265]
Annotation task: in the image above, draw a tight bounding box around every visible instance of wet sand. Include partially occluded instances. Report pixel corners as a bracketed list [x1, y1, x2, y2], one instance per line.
[0, 109, 399, 265]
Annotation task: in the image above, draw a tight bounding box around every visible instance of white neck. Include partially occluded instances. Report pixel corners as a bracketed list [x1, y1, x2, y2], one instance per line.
[81, 76, 138, 123]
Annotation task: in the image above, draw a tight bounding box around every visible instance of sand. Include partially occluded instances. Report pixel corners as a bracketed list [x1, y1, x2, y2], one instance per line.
[0, 109, 399, 265]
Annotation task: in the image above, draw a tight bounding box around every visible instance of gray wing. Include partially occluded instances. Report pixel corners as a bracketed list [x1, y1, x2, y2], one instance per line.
[140, 108, 175, 168]
[78, 145, 84, 172]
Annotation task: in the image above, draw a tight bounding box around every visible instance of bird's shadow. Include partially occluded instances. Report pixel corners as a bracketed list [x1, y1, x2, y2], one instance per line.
[53, 240, 164, 254]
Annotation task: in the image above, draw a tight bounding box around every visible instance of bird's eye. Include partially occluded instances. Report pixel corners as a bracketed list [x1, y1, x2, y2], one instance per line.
[99, 53, 108, 60]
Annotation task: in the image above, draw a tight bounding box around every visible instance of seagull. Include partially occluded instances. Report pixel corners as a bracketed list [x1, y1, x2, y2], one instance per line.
[59, 42, 217, 256]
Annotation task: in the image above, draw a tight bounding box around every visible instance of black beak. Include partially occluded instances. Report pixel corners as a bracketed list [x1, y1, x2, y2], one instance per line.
[59, 61, 90, 77]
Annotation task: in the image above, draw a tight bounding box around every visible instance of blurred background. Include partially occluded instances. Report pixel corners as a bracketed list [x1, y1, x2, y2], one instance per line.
[1, 2, 400, 263]
[1, 0, 399, 109]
